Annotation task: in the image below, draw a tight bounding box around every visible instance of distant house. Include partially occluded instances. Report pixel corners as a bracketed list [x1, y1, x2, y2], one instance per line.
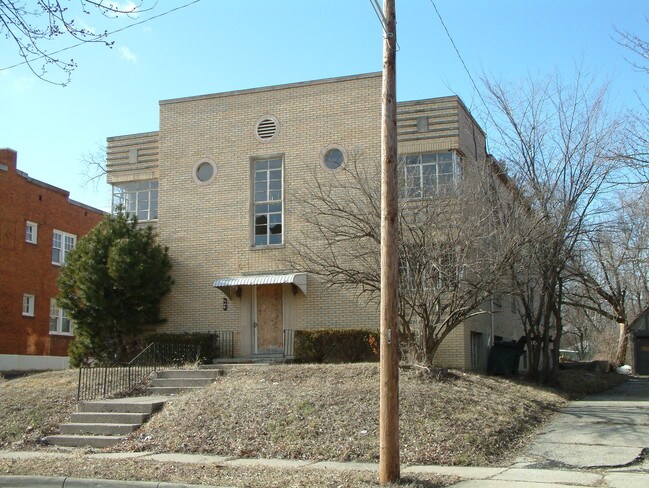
[630, 307, 649, 375]
[105, 73, 524, 371]
[0, 149, 104, 372]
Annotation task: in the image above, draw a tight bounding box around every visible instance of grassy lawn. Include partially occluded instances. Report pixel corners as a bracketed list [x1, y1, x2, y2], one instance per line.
[0, 364, 625, 487]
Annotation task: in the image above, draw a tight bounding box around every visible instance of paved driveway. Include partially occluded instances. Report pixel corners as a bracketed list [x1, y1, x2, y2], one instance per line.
[524, 376, 649, 469]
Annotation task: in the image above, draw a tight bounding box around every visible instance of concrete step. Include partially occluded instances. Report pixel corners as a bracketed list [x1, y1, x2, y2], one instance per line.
[77, 396, 167, 414]
[146, 386, 203, 395]
[156, 369, 224, 379]
[70, 412, 149, 424]
[149, 378, 214, 388]
[60, 422, 141, 435]
[44, 434, 126, 448]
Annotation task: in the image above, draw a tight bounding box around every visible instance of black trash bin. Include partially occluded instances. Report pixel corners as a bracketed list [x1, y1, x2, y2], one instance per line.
[487, 337, 526, 375]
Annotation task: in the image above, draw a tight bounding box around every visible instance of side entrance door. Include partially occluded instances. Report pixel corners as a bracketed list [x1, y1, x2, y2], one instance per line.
[253, 285, 284, 355]
[636, 337, 649, 375]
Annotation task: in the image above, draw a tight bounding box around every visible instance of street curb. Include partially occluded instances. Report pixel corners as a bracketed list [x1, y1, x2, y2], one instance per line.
[0, 476, 230, 488]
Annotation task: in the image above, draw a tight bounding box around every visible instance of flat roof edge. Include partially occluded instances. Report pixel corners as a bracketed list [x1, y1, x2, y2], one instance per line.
[107, 131, 159, 142]
[160, 72, 382, 106]
[69, 199, 106, 214]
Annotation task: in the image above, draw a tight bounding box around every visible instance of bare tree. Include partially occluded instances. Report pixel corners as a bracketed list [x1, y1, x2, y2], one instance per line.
[615, 21, 649, 182]
[615, 21, 649, 74]
[565, 190, 649, 366]
[80, 143, 107, 188]
[290, 151, 520, 366]
[561, 305, 617, 362]
[0, 1, 156, 85]
[484, 69, 627, 383]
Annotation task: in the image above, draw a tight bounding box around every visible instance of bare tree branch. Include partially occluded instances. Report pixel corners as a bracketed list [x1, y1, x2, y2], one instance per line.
[0, 1, 157, 85]
[290, 149, 520, 366]
[484, 67, 629, 382]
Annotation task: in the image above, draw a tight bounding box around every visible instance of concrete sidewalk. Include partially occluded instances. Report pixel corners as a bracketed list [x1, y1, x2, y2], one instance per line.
[1, 377, 648, 487]
[0, 448, 647, 488]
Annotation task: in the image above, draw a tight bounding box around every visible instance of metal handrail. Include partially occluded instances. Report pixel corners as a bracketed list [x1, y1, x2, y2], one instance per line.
[128, 342, 156, 366]
[77, 341, 200, 402]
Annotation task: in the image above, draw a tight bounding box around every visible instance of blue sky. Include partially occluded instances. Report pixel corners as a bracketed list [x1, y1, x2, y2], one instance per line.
[0, 0, 646, 210]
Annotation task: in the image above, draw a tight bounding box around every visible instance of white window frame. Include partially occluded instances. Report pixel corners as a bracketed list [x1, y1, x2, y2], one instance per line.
[252, 157, 283, 247]
[112, 180, 159, 221]
[49, 299, 73, 336]
[400, 151, 461, 198]
[52, 230, 76, 266]
[25, 221, 38, 244]
[22, 294, 35, 317]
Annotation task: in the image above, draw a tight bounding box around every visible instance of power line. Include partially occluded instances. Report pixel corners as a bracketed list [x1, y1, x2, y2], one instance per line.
[0, 0, 202, 73]
[428, 0, 488, 110]
[369, 0, 400, 51]
[427, 0, 496, 151]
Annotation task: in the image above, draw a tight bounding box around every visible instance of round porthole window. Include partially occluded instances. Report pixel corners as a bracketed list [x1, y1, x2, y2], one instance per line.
[192, 158, 217, 185]
[320, 145, 347, 171]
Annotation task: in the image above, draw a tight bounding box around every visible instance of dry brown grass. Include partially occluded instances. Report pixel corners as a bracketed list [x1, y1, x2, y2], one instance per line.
[555, 369, 627, 399]
[0, 457, 456, 487]
[0, 364, 627, 486]
[0, 369, 77, 449]
[117, 364, 565, 466]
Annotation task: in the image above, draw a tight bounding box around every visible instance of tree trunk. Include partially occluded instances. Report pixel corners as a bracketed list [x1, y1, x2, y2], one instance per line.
[614, 320, 630, 366]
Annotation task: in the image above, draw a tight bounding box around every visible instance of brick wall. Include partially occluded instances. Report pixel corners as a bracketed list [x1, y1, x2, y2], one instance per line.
[0, 149, 104, 359]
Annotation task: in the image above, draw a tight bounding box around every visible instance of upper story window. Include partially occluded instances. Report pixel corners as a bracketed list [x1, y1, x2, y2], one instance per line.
[52, 230, 76, 265]
[22, 294, 35, 317]
[25, 221, 38, 244]
[400, 151, 461, 198]
[253, 158, 283, 246]
[50, 299, 72, 335]
[112, 181, 159, 221]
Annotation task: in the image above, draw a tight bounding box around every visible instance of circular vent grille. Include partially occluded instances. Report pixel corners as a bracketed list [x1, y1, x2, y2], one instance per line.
[255, 115, 279, 142]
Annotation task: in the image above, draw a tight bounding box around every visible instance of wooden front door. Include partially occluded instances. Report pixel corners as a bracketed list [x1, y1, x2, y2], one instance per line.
[254, 285, 284, 354]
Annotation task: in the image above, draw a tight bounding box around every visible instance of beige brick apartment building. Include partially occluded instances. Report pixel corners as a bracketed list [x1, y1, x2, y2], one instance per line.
[106, 73, 523, 371]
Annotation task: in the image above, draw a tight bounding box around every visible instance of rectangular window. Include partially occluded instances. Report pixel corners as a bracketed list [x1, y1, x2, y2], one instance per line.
[253, 158, 283, 246]
[50, 299, 72, 335]
[470, 331, 483, 369]
[112, 180, 159, 221]
[25, 221, 38, 244]
[400, 151, 461, 198]
[22, 294, 35, 317]
[52, 230, 76, 265]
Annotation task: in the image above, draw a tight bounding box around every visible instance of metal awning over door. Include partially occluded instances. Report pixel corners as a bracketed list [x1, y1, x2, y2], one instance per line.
[213, 273, 307, 298]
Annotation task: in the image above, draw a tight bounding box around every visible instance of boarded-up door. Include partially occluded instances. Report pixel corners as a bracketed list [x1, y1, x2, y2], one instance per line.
[635, 338, 649, 375]
[255, 285, 283, 354]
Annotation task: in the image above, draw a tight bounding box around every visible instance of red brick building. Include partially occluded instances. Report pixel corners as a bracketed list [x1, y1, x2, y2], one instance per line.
[0, 149, 104, 371]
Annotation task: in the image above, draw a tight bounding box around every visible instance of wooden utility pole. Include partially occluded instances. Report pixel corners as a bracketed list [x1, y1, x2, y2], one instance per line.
[379, 0, 399, 484]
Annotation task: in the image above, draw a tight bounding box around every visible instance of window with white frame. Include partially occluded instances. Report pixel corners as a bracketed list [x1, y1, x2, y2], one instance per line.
[112, 180, 159, 221]
[400, 151, 461, 198]
[22, 294, 35, 317]
[49, 299, 72, 335]
[253, 158, 283, 246]
[25, 221, 38, 244]
[52, 230, 76, 265]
